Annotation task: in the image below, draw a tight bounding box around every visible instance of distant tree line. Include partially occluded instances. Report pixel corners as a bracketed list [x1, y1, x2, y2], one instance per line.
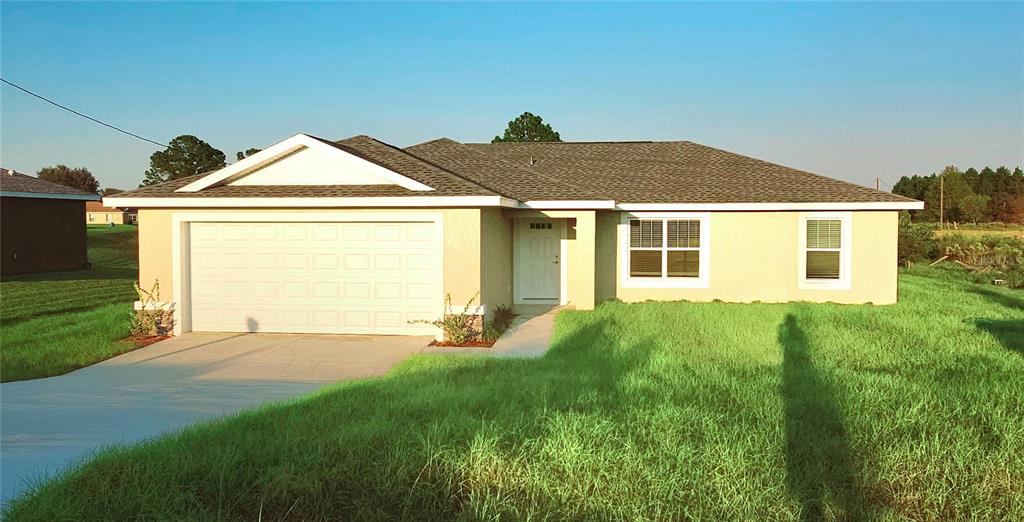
[893, 165, 1024, 224]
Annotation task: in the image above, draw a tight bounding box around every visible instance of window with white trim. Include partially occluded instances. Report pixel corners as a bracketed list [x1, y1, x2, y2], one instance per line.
[799, 212, 851, 289]
[804, 219, 841, 279]
[628, 218, 702, 279]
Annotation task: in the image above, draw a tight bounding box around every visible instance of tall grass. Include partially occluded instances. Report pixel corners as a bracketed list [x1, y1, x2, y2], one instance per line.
[5, 273, 1022, 520]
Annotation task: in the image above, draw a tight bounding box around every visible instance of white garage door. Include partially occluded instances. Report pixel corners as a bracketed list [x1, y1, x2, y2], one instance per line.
[188, 221, 441, 335]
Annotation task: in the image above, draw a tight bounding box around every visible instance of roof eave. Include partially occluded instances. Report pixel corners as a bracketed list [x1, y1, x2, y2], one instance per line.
[102, 195, 518, 209]
[616, 201, 924, 211]
[1, 191, 100, 201]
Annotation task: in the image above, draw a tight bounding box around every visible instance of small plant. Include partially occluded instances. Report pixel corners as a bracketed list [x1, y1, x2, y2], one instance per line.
[410, 293, 481, 344]
[492, 305, 516, 332]
[482, 323, 501, 342]
[129, 279, 171, 336]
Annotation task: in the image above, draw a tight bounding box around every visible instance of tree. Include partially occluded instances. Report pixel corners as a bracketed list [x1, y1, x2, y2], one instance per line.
[492, 112, 562, 143]
[100, 187, 125, 197]
[960, 194, 991, 223]
[990, 193, 1024, 223]
[922, 166, 974, 223]
[236, 148, 261, 161]
[142, 135, 226, 186]
[37, 165, 99, 194]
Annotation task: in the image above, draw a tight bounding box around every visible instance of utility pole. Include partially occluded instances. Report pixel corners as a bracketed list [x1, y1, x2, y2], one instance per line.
[939, 174, 945, 228]
[875, 177, 880, 190]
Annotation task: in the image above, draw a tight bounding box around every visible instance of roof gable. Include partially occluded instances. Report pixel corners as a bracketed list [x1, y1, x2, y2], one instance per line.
[177, 134, 435, 193]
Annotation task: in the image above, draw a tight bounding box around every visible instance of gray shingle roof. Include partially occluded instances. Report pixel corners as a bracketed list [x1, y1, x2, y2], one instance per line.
[410, 140, 918, 204]
[0, 168, 100, 199]
[109, 135, 917, 205]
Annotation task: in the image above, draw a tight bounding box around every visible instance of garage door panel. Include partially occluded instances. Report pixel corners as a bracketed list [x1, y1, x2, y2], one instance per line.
[189, 221, 441, 335]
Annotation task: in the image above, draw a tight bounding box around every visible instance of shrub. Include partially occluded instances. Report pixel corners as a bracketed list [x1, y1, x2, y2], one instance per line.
[898, 212, 937, 264]
[128, 279, 173, 336]
[410, 293, 480, 344]
[936, 234, 1024, 270]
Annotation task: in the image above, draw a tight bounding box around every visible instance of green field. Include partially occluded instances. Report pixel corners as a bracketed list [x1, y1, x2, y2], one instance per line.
[5, 270, 1022, 520]
[934, 223, 1024, 239]
[0, 225, 139, 382]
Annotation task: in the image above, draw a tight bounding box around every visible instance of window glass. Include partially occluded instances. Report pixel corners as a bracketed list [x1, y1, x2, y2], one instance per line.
[806, 220, 841, 249]
[667, 250, 699, 277]
[805, 219, 842, 280]
[628, 218, 703, 279]
[629, 219, 662, 248]
[667, 220, 700, 248]
[806, 251, 840, 279]
[629, 250, 662, 277]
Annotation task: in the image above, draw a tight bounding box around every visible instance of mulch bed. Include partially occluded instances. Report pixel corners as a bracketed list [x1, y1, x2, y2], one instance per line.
[122, 335, 172, 348]
[428, 339, 495, 348]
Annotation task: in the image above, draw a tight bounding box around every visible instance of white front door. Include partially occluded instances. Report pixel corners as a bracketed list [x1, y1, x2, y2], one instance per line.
[515, 219, 562, 304]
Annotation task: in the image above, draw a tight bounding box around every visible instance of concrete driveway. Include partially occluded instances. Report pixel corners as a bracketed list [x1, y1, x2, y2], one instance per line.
[0, 332, 429, 502]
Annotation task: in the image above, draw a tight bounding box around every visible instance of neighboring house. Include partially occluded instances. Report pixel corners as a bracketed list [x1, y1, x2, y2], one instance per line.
[86, 201, 137, 225]
[105, 133, 922, 337]
[1, 168, 101, 275]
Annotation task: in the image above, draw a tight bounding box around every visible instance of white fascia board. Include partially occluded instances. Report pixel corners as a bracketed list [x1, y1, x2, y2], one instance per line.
[616, 201, 924, 211]
[1, 191, 100, 201]
[176, 134, 435, 193]
[102, 195, 510, 208]
[519, 200, 617, 209]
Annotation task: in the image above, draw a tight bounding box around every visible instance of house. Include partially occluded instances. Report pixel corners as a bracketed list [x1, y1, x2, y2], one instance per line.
[1, 168, 101, 275]
[86, 201, 137, 225]
[104, 134, 923, 337]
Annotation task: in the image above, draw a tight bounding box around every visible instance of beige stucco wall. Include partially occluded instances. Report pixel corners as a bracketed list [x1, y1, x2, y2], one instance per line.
[597, 210, 899, 305]
[87, 211, 125, 225]
[136, 208, 490, 316]
[137, 207, 899, 330]
[479, 208, 514, 316]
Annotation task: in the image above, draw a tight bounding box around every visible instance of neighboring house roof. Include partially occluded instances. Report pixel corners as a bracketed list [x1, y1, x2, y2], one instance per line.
[104, 134, 921, 210]
[1, 168, 100, 201]
[86, 201, 127, 212]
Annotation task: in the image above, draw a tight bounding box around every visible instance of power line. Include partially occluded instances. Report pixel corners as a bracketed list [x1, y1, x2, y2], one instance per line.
[0, 77, 168, 148]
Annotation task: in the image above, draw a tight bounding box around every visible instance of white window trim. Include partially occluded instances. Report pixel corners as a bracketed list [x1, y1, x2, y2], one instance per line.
[619, 212, 710, 289]
[798, 212, 852, 290]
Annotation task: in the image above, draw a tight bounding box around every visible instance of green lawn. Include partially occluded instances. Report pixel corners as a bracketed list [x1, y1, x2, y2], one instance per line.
[0, 225, 139, 382]
[5, 272, 1023, 520]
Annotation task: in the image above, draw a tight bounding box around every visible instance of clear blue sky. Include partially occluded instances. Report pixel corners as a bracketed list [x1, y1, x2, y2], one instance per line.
[2, 2, 1021, 190]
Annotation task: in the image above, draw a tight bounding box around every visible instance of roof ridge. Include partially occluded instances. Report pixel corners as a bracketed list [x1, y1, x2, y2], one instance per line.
[421, 139, 610, 201]
[468, 140, 662, 145]
[406, 137, 459, 148]
[400, 140, 524, 199]
[334, 135, 504, 197]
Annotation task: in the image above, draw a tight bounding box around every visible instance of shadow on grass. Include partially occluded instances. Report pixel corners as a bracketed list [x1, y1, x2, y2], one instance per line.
[975, 319, 1024, 354]
[780, 314, 870, 521]
[4, 318, 658, 520]
[969, 287, 1024, 311]
[0, 266, 137, 283]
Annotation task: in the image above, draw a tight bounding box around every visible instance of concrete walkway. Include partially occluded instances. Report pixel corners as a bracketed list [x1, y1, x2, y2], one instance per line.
[0, 333, 429, 502]
[423, 305, 564, 358]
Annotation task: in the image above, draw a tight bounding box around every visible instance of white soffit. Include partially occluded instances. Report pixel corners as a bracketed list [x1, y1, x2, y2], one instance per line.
[176, 134, 435, 193]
